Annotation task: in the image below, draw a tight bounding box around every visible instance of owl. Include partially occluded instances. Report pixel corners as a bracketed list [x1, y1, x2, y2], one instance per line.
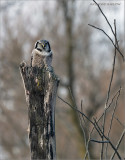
[31, 40, 53, 68]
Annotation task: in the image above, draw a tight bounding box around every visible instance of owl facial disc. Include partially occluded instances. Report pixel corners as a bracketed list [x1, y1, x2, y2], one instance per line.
[35, 40, 51, 52]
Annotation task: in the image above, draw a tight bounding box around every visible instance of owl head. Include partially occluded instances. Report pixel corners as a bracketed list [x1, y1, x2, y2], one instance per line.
[35, 40, 51, 52]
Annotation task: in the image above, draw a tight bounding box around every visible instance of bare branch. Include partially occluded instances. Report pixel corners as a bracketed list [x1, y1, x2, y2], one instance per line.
[93, 0, 114, 35]
[114, 116, 125, 128]
[58, 96, 122, 159]
[80, 100, 87, 128]
[102, 19, 117, 159]
[110, 129, 125, 160]
[88, 24, 124, 61]
[68, 88, 89, 158]
[79, 101, 88, 156]
[93, 118, 103, 138]
[92, 0, 124, 61]
[101, 19, 120, 159]
[105, 86, 121, 157]
[91, 87, 122, 134]
[85, 87, 122, 159]
[84, 130, 93, 160]
[58, 96, 94, 124]
[93, 119, 121, 160]
[106, 21, 117, 106]
[106, 20, 120, 156]
[105, 20, 120, 156]
[90, 139, 109, 144]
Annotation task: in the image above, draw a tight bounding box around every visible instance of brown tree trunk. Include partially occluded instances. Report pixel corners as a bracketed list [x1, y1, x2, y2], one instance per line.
[19, 62, 59, 160]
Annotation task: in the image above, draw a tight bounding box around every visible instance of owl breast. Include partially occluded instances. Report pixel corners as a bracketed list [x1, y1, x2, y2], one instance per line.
[31, 49, 52, 68]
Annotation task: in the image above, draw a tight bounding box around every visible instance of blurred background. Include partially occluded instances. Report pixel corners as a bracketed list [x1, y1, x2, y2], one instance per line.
[0, 0, 124, 159]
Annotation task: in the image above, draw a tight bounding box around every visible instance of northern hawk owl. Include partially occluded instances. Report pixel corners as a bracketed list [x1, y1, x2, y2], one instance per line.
[31, 40, 53, 68]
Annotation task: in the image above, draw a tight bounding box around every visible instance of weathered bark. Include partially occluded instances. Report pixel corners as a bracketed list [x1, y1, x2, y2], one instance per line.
[19, 62, 59, 160]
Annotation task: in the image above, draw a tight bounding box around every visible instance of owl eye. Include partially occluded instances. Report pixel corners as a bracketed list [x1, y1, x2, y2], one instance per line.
[42, 43, 45, 48]
[35, 43, 43, 52]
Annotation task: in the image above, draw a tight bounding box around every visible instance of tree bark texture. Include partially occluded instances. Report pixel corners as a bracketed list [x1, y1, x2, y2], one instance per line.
[20, 62, 59, 160]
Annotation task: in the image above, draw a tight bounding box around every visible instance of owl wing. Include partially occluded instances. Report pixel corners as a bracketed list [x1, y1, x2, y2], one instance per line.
[46, 53, 53, 66]
[31, 53, 33, 67]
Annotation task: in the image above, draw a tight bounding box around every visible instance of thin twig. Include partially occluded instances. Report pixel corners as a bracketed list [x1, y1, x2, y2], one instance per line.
[84, 130, 93, 160]
[58, 96, 121, 159]
[105, 87, 121, 156]
[87, 1, 123, 159]
[93, 0, 115, 35]
[91, 87, 122, 134]
[58, 96, 93, 124]
[80, 100, 89, 158]
[93, 0, 120, 53]
[80, 100, 87, 127]
[94, 118, 121, 160]
[68, 88, 91, 158]
[100, 109, 107, 157]
[106, 21, 117, 106]
[101, 19, 118, 159]
[86, 88, 122, 159]
[92, 0, 124, 61]
[110, 129, 125, 160]
[79, 106, 89, 159]
[58, 95, 103, 139]
[90, 139, 109, 143]
[80, 101, 91, 133]
[68, 88, 89, 158]
[114, 116, 125, 128]
[85, 87, 122, 159]
[93, 118, 103, 138]
[82, 100, 91, 160]
[68, 87, 76, 108]
[105, 19, 118, 159]
[88, 24, 124, 61]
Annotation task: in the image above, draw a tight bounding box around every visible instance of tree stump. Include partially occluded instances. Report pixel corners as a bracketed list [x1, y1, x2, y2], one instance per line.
[20, 62, 59, 160]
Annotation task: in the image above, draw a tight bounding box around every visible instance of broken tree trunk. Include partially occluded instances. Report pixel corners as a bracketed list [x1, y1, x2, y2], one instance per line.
[20, 62, 59, 160]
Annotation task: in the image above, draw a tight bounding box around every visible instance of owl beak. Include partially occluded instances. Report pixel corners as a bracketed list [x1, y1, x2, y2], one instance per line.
[42, 44, 44, 48]
[38, 41, 44, 48]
